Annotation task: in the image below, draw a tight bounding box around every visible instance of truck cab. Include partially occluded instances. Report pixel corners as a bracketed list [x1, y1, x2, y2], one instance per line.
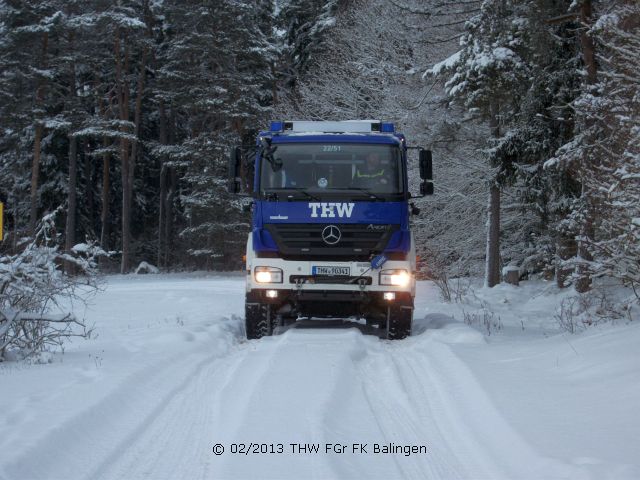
[229, 120, 433, 340]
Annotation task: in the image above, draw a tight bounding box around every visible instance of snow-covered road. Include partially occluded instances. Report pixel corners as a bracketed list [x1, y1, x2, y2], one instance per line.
[1, 275, 639, 480]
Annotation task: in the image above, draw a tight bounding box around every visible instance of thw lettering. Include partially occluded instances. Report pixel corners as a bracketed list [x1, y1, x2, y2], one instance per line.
[308, 202, 355, 218]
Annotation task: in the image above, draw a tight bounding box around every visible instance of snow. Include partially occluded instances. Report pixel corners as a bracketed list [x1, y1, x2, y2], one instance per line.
[71, 243, 90, 254]
[501, 265, 520, 275]
[427, 47, 520, 83]
[424, 50, 462, 78]
[134, 261, 159, 274]
[594, 12, 621, 31]
[43, 118, 71, 129]
[105, 12, 146, 29]
[0, 274, 638, 479]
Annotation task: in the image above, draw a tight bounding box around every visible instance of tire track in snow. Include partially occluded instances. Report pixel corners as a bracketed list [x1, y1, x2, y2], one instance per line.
[1, 324, 244, 480]
[90, 347, 250, 480]
[353, 345, 466, 479]
[391, 339, 586, 479]
[209, 328, 417, 480]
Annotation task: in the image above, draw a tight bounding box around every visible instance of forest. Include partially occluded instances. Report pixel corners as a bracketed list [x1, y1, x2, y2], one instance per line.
[0, 0, 638, 293]
[2, 2, 639, 475]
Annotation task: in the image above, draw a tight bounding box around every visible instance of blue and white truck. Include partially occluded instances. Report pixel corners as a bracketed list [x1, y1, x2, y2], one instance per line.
[228, 120, 433, 340]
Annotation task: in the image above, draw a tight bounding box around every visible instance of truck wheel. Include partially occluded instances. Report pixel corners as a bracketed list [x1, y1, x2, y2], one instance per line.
[245, 301, 273, 340]
[386, 306, 412, 340]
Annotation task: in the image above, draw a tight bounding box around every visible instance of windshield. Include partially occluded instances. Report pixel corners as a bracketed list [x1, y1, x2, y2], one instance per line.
[259, 143, 403, 199]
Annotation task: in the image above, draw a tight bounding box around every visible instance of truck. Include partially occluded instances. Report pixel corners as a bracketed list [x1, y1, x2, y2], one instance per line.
[228, 120, 433, 340]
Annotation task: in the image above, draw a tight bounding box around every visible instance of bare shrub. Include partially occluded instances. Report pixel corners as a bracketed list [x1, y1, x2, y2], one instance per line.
[555, 288, 632, 333]
[424, 255, 473, 304]
[462, 303, 502, 335]
[0, 210, 103, 361]
[431, 269, 453, 302]
[452, 277, 473, 303]
[555, 296, 582, 334]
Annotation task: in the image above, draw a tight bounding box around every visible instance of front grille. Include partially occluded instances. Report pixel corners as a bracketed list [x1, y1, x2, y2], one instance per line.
[265, 223, 398, 260]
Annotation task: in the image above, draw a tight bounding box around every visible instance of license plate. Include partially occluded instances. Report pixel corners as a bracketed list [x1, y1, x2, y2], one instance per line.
[312, 266, 350, 276]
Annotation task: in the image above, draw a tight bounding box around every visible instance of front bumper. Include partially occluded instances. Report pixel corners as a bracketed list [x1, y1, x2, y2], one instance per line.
[246, 288, 413, 319]
[246, 258, 416, 296]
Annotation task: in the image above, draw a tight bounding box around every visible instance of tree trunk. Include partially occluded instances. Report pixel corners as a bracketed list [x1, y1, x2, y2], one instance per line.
[271, 62, 278, 105]
[65, 135, 78, 274]
[84, 142, 94, 232]
[96, 88, 111, 252]
[580, 0, 597, 86]
[575, 0, 597, 293]
[128, 45, 148, 202]
[485, 183, 501, 287]
[115, 30, 132, 273]
[164, 107, 177, 267]
[157, 100, 168, 268]
[124, 0, 152, 271]
[485, 99, 501, 288]
[29, 32, 49, 236]
[158, 164, 167, 267]
[165, 168, 177, 266]
[30, 125, 43, 235]
[117, 18, 149, 273]
[575, 192, 594, 293]
[556, 235, 576, 288]
[120, 141, 131, 273]
[100, 139, 110, 251]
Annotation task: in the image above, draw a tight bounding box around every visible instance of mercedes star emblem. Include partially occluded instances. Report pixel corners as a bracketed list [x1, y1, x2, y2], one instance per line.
[321, 225, 341, 245]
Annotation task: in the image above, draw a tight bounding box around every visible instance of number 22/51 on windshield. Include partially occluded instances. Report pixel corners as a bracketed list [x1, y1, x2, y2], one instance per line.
[322, 145, 342, 152]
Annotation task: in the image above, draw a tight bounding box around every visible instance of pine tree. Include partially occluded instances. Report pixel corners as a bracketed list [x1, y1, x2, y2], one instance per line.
[279, 0, 413, 120]
[153, 0, 275, 268]
[276, 0, 341, 88]
[553, 1, 640, 291]
[0, 0, 67, 240]
[428, 0, 533, 286]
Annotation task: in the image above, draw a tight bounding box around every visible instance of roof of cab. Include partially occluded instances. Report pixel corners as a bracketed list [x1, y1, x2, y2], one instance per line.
[259, 120, 403, 145]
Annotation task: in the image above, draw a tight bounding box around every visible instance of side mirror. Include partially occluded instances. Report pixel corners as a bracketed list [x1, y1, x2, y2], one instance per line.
[420, 181, 434, 196]
[419, 149, 432, 180]
[228, 146, 242, 193]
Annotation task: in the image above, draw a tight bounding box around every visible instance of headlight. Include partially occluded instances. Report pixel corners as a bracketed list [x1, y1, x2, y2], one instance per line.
[379, 269, 411, 287]
[254, 266, 283, 283]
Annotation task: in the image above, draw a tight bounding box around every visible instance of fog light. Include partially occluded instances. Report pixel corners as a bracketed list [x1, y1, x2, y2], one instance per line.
[266, 290, 278, 298]
[383, 292, 395, 301]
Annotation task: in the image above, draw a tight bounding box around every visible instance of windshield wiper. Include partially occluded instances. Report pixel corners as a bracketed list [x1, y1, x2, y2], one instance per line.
[265, 188, 320, 202]
[263, 191, 279, 201]
[331, 187, 385, 202]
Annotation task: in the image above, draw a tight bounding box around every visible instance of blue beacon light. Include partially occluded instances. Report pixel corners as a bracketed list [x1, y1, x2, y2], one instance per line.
[270, 121, 284, 132]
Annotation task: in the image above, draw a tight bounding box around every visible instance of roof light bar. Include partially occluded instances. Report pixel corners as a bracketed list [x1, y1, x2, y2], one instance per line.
[268, 120, 396, 134]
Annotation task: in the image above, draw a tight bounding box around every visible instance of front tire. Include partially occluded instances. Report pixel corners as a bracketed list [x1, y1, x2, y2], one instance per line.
[245, 301, 273, 340]
[386, 306, 412, 340]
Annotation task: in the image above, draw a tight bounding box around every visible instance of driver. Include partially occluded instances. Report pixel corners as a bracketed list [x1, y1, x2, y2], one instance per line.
[354, 152, 390, 187]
